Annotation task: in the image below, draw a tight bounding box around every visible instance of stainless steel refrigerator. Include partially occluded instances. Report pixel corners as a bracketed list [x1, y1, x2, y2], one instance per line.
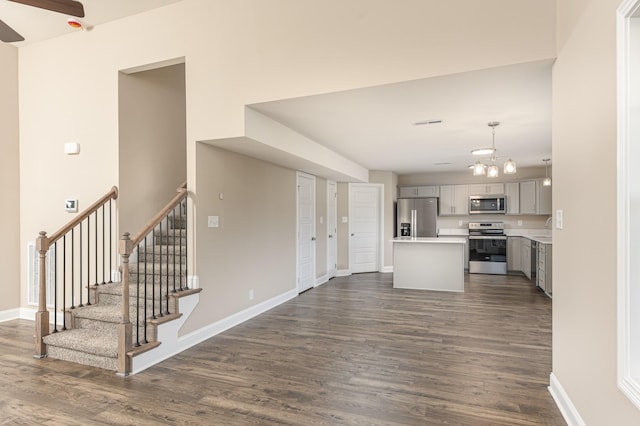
[397, 197, 438, 238]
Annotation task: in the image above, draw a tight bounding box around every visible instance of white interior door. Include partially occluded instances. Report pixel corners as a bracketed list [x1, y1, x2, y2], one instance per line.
[297, 172, 316, 292]
[327, 180, 337, 279]
[349, 184, 381, 274]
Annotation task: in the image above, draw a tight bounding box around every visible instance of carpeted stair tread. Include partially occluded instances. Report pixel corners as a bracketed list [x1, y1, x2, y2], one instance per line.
[43, 328, 118, 358]
[73, 304, 124, 323]
[130, 262, 187, 275]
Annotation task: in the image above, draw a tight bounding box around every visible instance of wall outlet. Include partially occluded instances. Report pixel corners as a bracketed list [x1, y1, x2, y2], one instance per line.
[208, 215, 219, 228]
[458, 220, 463, 226]
[342, 216, 348, 223]
[517, 220, 523, 226]
[249, 289, 254, 300]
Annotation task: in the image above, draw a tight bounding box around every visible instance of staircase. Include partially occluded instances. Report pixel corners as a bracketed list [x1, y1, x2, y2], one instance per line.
[40, 191, 199, 374]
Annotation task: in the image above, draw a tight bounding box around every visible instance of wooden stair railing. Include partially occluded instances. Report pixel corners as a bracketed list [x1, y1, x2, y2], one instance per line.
[118, 181, 188, 375]
[35, 186, 119, 358]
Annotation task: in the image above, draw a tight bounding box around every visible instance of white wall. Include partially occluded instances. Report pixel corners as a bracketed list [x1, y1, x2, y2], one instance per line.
[553, 0, 640, 423]
[0, 43, 20, 312]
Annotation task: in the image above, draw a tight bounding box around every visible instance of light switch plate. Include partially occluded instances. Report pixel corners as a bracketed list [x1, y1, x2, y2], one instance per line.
[342, 216, 348, 223]
[556, 209, 563, 229]
[208, 215, 219, 228]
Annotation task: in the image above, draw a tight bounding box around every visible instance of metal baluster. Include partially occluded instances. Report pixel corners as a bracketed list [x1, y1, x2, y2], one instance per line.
[87, 214, 91, 287]
[184, 197, 188, 290]
[71, 228, 75, 309]
[158, 220, 163, 317]
[135, 243, 140, 347]
[152, 228, 157, 320]
[79, 223, 84, 308]
[179, 201, 183, 290]
[62, 235, 67, 330]
[172, 207, 177, 293]
[53, 242, 58, 333]
[144, 238, 148, 343]
[108, 199, 113, 283]
[102, 204, 106, 284]
[94, 211, 98, 286]
[165, 212, 170, 314]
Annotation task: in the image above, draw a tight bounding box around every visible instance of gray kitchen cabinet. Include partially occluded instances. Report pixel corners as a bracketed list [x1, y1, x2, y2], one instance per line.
[468, 183, 505, 195]
[439, 185, 469, 215]
[538, 243, 552, 296]
[507, 236, 522, 272]
[520, 179, 552, 215]
[522, 238, 531, 280]
[398, 185, 439, 198]
[505, 182, 520, 215]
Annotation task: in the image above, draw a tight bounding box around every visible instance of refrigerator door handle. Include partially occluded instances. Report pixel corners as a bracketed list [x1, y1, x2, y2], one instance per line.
[411, 209, 417, 237]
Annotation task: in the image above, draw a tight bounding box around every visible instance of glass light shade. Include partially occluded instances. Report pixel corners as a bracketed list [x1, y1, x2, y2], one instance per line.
[504, 158, 517, 174]
[487, 164, 499, 178]
[473, 161, 486, 176]
[543, 177, 552, 186]
[471, 147, 495, 156]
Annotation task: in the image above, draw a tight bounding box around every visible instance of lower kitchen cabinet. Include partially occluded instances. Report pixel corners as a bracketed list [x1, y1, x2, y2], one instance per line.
[538, 243, 552, 295]
[521, 238, 531, 280]
[507, 237, 522, 272]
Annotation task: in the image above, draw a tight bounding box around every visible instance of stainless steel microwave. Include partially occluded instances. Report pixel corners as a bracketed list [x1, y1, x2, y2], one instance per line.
[469, 195, 506, 214]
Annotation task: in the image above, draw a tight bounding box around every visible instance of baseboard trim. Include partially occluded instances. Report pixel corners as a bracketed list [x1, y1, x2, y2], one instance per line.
[19, 307, 66, 325]
[132, 287, 299, 375]
[548, 372, 586, 426]
[380, 266, 393, 273]
[0, 308, 21, 323]
[315, 274, 329, 287]
[336, 269, 351, 277]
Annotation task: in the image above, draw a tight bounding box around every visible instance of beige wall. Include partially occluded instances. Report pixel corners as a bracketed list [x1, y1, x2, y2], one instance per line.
[398, 166, 550, 186]
[118, 63, 187, 234]
[0, 44, 20, 312]
[16, 0, 556, 339]
[552, 0, 640, 423]
[315, 177, 327, 279]
[189, 144, 296, 333]
[369, 171, 397, 269]
[337, 183, 350, 271]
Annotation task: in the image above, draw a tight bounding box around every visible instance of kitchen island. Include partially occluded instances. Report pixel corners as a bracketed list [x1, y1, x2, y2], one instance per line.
[391, 237, 466, 292]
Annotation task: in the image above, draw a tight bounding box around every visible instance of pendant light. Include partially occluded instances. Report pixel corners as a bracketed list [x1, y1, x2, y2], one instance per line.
[473, 161, 486, 176]
[470, 121, 516, 177]
[542, 158, 551, 186]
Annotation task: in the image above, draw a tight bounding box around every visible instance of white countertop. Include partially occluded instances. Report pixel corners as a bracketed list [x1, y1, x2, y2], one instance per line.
[391, 237, 467, 244]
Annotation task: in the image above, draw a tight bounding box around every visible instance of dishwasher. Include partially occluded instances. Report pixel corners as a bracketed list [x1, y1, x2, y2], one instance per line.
[530, 240, 538, 285]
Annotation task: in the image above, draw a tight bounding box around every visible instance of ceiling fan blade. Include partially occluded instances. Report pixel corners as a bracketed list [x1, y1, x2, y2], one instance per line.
[8, 0, 85, 18]
[0, 19, 25, 42]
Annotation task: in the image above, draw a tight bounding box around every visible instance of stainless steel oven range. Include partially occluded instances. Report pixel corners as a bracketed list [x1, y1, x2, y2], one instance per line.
[468, 221, 507, 275]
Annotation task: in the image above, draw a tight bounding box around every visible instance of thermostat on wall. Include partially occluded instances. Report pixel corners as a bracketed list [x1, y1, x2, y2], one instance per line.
[65, 199, 78, 213]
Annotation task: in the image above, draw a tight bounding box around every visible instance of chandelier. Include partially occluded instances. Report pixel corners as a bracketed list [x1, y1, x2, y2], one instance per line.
[471, 122, 517, 178]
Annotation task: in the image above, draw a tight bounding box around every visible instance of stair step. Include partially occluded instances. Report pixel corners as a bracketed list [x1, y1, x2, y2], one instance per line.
[136, 245, 187, 264]
[130, 262, 186, 275]
[44, 328, 118, 358]
[167, 215, 187, 229]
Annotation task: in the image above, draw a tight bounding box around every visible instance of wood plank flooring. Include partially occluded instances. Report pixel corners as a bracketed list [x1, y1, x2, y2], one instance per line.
[0, 273, 565, 425]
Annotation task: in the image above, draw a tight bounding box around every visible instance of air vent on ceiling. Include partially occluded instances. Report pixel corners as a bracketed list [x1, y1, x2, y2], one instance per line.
[413, 119, 443, 126]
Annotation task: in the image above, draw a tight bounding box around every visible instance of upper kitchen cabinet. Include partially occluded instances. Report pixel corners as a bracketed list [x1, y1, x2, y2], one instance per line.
[398, 185, 439, 198]
[439, 185, 469, 216]
[468, 183, 504, 195]
[504, 182, 520, 215]
[520, 179, 551, 215]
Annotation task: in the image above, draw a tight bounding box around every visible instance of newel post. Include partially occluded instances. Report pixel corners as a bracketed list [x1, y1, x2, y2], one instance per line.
[117, 232, 133, 375]
[34, 231, 50, 358]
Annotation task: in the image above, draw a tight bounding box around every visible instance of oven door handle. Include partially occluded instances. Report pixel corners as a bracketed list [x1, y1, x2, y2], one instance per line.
[468, 235, 507, 240]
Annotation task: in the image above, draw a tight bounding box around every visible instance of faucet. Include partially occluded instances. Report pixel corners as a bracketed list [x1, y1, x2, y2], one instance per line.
[545, 217, 553, 228]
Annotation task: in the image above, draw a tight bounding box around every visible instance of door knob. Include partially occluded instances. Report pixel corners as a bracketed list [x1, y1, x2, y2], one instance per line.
[328, 234, 333, 238]
[351, 233, 355, 236]
[311, 237, 316, 241]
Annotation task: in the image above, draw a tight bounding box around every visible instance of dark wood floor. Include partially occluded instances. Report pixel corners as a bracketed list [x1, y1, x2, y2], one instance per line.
[0, 273, 565, 425]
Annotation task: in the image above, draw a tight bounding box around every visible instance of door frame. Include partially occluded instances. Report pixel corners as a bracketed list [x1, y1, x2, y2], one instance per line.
[327, 180, 337, 279]
[296, 171, 316, 293]
[348, 183, 384, 274]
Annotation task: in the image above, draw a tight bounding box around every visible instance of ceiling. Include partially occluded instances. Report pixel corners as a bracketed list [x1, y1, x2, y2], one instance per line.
[249, 59, 553, 175]
[0, 0, 183, 46]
